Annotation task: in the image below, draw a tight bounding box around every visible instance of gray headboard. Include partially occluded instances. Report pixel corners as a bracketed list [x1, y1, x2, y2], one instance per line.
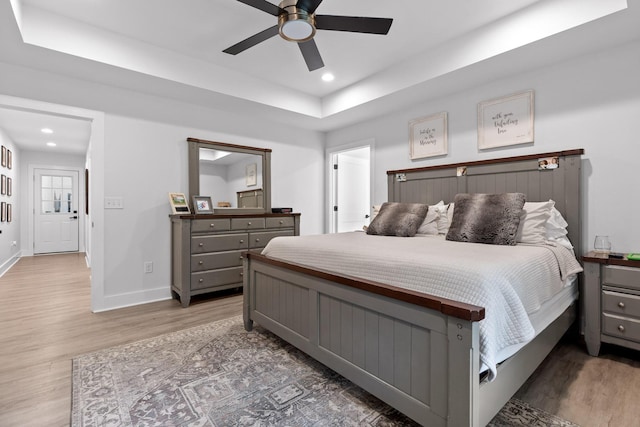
[387, 149, 584, 257]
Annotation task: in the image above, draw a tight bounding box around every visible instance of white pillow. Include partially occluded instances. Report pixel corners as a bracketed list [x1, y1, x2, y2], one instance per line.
[517, 200, 555, 244]
[417, 204, 441, 235]
[546, 207, 573, 249]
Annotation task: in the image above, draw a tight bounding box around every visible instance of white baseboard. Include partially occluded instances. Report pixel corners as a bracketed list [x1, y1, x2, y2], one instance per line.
[92, 287, 173, 313]
[0, 253, 22, 278]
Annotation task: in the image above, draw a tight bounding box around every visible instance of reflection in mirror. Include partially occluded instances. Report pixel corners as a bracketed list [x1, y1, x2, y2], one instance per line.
[187, 137, 271, 214]
[199, 148, 263, 208]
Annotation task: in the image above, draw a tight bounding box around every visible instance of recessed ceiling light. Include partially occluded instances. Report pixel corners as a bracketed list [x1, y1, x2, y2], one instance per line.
[41, 128, 53, 134]
[322, 73, 335, 82]
[46, 141, 57, 147]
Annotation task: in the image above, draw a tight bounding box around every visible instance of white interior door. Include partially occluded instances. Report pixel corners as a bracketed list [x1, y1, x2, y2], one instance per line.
[34, 169, 80, 254]
[332, 147, 370, 233]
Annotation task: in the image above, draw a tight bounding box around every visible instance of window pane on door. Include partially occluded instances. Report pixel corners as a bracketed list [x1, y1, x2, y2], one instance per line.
[41, 174, 74, 214]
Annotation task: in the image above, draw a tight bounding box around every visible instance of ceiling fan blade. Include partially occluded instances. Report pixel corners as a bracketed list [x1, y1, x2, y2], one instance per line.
[296, 0, 323, 15]
[223, 25, 279, 55]
[298, 39, 324, 71]
[315, 15, 393, 35]
[236, 0, 285, 16]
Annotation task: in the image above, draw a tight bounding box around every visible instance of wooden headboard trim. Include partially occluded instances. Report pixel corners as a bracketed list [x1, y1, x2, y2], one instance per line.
[387, 149, 584, 175]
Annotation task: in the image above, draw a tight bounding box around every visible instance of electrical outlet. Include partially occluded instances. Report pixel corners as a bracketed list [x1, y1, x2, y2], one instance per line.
[11, 241, 17, 247]
[105, 196, 124, 209]
[144, 261, 153, 273]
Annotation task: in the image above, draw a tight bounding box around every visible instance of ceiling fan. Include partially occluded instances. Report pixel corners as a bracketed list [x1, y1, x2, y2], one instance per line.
[223, 0, 393, 71]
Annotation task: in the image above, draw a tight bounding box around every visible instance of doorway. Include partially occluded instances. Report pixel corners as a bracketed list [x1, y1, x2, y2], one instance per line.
[329, 145, 371, 233]
[33, 168, 80, 254]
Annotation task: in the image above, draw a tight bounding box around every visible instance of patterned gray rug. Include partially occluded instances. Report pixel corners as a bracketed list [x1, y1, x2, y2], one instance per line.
[72, 316, 579, 426]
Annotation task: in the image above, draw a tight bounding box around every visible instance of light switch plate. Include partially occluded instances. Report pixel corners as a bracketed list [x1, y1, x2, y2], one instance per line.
[105, 196, 123, 209]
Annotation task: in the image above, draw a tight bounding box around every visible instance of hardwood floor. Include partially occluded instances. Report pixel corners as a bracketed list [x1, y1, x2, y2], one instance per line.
[1, 253, 639, 427]
[0, 253, 242, 427]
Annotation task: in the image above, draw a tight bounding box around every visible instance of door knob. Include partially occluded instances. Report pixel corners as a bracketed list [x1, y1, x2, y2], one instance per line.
[69, 216, 78, 219]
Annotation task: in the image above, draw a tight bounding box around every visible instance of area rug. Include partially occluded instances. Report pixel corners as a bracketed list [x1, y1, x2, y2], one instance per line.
[72, 315, 579, 426]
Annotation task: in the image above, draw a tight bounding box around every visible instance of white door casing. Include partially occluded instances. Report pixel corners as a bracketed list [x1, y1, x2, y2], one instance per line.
[331, 146, 371, 233]
[34, 168, 79, 254]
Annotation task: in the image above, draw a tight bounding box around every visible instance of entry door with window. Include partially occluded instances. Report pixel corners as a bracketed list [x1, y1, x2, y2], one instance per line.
[34, 169, 79, 254]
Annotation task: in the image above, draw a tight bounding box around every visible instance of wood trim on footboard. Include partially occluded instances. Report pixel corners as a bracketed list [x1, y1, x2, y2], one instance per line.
[243, 253, 483, 426]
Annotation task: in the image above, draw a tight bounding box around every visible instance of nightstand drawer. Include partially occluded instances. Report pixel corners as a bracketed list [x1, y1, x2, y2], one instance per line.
[603, 265, 640, 292]
[602, 290, 640, 318]
[602, 313, 640, 343]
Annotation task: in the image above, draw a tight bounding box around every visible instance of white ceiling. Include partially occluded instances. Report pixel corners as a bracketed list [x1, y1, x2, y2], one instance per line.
[0, 0, 638, 154]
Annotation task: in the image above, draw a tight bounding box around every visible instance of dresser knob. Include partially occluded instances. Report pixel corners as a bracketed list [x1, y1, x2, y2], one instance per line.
[255, 238, 260, 243]
[618, 302, 625, 309]
[240, 272, 243, 277]
[618, 325, 625, 332]
[198, 261, 204, 265]
[240, 239, 244, 244]
[210, 223, 215, 228]
[198, 243, 204, 247]
[247, 222, 252, 226]
[199, 278, 204, 283]
[279, 220, 284, 225]
[239, 255, 244, 260]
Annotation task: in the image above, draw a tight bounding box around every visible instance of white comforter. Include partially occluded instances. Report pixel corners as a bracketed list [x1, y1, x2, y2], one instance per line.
[261, 232, 583, 380]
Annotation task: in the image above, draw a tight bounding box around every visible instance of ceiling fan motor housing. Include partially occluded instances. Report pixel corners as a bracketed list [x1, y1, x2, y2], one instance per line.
[278, 1, 316, 42]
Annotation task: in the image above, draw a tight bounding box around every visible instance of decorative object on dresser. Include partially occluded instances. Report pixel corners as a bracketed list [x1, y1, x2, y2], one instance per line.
[192, 195, 214, 214]
[168, 192, 190, 214]
[171, 213, 300, 307]
[582, 251, 640, 356]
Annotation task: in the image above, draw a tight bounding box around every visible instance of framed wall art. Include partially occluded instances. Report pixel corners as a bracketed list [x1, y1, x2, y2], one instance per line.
[6, 177, 11, 196]
[192, 196, 214, 214]
[478, 90, 534, 150]
[245, 163, 257, 186]
[7, 149, 11, 169]
[1, 174, 5, 195]
[409, 112, 448, 160]
[6, 203, 11, 222]
[1, 146, 5, 168]
[0, 202, 5, 222]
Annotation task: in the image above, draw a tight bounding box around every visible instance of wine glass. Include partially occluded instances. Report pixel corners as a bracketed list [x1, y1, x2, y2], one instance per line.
[594, 235, 612, 254]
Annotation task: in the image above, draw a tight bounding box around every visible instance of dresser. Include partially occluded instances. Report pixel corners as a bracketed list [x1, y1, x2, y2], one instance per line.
[583, 251, 640, 356]
[171, 213, 300, 307]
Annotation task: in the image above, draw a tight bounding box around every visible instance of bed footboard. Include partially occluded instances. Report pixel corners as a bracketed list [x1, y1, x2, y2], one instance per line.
[243, 252, 484, 427]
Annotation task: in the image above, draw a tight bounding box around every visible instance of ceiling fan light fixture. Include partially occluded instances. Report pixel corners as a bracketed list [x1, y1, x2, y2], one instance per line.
[278, 7, 315, 42]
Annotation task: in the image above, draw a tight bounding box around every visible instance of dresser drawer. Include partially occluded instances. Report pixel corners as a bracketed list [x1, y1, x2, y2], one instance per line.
[191, 219, 231, 233]
[231, 217, 265, 230]
[603, 265, 640, 292]
[191, 233, 248, 253]
[602, 313, 640, 343]
[602, 290, 640, 318]
[191, 250, 245, 272]
[266, 216, 295, 228]
[249, 230, 294, 249]
[191, 267, 243, 290]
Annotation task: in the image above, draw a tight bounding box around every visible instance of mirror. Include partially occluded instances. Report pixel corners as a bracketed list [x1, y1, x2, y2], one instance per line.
[188, 138, 271, 214]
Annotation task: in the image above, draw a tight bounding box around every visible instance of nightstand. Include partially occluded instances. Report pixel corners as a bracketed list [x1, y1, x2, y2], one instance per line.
[583, 251, 640, 356]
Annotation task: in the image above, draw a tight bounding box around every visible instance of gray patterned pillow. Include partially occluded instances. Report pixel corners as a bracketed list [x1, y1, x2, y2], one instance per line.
[446, 193, 526, 245]
[366, 202, 429, 237]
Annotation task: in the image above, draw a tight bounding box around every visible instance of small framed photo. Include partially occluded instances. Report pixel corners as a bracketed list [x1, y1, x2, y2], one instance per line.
[0, 174, 5, 195]
[168, 192, 191, 214]
[6, 177, 11, 196]
[7, 150, 11, 169]
[192, 196, 214, 214]
[6, 204, 11, 222]
[0, 202, 5, 222]
[1, 146, 5, 168]
[409, 112, 448, 160]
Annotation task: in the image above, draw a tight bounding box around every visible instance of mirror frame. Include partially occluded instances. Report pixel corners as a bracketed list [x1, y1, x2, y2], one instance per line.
[187, 137, 271, 214]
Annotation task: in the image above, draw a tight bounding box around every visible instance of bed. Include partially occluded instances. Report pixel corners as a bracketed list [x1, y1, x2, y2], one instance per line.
[242, 149, 584, 426]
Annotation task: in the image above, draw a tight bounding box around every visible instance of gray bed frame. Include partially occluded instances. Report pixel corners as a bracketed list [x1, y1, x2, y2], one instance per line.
[243, 149, 583, 426]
